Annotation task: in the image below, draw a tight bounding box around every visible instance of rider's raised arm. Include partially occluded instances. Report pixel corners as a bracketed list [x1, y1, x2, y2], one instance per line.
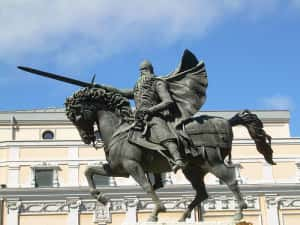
[95, 84, 134, 99]
[148, 80, 174, 114]
[117, 88, 134, 99]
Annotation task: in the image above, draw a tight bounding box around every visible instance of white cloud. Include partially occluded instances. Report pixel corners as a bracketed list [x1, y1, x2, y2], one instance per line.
[261, 95, 295, 110]
[290, 0, 300, 9]
[0, 0, 280, 66]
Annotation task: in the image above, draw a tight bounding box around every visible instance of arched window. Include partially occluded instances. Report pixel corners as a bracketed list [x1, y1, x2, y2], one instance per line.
[42, 130, 54, 140]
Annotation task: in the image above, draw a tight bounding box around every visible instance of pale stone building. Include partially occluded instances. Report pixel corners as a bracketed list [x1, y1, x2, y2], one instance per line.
[0, 109, 299, 225]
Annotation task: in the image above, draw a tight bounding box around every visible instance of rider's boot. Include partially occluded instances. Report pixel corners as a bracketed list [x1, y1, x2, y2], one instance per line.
[163, 140, 185, 172]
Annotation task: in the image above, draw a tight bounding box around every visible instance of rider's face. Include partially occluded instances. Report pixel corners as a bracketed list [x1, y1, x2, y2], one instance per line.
[140, 68, 149, 76]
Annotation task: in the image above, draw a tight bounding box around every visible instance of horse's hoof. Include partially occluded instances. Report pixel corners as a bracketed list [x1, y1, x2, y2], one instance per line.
[90, 189, 100, 199]
[178, 218, 185, 222]
[233, 212, 243, 221]
[240, 202, 248, 209]
[97, 193, 109, 205]
[147, 215, 158, 222]
[178, 211, 191, 222]
[157, 204, 166, 213]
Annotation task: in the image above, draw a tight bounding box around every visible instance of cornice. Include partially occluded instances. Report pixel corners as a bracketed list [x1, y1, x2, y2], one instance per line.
[0, 138, 299, 148]
[0, 140, 87, 148]
[1, 183, 300, 201]
[0, 109, 290, 125]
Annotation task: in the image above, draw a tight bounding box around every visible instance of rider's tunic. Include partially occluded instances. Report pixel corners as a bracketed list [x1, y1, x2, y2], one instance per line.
[133, 75, 176, 144]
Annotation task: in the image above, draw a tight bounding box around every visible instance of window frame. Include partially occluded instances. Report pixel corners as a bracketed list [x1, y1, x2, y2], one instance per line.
[31, 163, 60, 188]
[41, 130, 55, 140]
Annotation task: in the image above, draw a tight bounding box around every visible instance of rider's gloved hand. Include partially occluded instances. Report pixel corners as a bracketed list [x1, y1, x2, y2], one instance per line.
[135, 109, 152, 121]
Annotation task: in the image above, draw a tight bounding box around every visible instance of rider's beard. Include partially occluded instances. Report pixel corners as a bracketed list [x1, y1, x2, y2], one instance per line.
[137, 71, 154, 88]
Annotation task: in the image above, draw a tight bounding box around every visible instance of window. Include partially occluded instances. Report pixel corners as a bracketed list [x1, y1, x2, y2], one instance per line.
[94, 175, 110, 186]
[34, 169, 54, 187]
[31, 164, 60, 188]
[42, 130, 54, 140]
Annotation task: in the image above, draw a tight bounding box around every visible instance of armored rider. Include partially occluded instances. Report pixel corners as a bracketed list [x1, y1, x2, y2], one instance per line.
[104, 60, 185, 171]
[133, 60, 185, 171]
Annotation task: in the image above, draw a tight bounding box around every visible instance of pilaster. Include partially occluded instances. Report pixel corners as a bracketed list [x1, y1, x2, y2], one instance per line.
[7, 199, 21, 225]
[123, 197, 139, 225]
[262, 161, 274, 183]
[67, 197, 81, 225]
[8, 147, 20, 188]
[265, 195, 279, 225]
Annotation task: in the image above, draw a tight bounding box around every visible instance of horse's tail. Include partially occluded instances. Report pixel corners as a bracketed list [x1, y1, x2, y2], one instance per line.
[228, 110, 276, 165]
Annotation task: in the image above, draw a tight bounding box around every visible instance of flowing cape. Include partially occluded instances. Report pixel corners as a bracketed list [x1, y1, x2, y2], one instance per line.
[160, 49, 208, 127]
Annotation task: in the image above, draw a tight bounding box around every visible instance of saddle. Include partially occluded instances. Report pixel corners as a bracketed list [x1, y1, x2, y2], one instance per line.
[127, 115, 233, 159]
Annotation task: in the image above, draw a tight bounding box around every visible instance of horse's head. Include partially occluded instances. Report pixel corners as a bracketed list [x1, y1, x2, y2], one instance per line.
[65, 88, 100, 145]
[69, 104, 96, 144]
[65, 87, 133, 145]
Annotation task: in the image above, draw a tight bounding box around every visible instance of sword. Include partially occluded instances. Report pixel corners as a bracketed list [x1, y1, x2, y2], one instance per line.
[18, 66, 98, 88]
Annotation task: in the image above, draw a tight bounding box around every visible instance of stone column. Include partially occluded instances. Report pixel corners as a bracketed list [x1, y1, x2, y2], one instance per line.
[53, 167, 60, 187]
[123, 197, 139, 225]
[7, 199, 21, 225]
[68, 147, 79, 186]
[67, 198, 81, 225]
[68, 164, 79, 186]
[234, 163, 244, 184]
[295, 161, 300, 182]
[8, 147, 20, 188]
[7, 166, 20, 188]
[266, 195, 280, 225]
[0, 198, 3, 225]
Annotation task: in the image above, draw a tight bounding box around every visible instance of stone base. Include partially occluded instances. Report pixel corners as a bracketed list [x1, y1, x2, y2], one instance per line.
[134, 222, 252, 225]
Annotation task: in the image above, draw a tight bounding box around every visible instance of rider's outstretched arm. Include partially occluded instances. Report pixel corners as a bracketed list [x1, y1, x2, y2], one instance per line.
[95, 84, 134, 99]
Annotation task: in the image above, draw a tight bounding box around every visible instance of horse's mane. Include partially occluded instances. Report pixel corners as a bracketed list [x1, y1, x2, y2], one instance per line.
[65, 87, 133, 122]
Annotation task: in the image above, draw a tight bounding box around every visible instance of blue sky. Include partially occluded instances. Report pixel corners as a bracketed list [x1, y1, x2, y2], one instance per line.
[0, 1, 299, 136]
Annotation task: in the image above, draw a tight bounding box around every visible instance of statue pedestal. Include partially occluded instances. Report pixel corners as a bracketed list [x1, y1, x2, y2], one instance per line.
[134, 222, 252, 225]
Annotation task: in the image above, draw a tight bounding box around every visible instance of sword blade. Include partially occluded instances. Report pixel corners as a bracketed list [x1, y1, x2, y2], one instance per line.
[18, 66, 90, 88]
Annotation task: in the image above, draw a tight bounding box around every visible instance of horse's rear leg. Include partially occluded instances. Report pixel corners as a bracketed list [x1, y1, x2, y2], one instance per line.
[210, 163, 247, 221]
[179, 166, 207, 222]
[123, 160, 165, 222]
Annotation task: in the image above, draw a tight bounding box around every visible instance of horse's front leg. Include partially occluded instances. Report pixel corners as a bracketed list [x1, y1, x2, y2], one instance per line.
[123, 159, 166, 222]
[85, 163, 128, 204]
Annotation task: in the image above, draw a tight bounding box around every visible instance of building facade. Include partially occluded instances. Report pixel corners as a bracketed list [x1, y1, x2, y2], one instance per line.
[0, 109, 299, 225]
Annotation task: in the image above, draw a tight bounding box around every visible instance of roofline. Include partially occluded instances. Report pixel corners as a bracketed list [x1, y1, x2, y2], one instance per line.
[0, 108, 290, 125]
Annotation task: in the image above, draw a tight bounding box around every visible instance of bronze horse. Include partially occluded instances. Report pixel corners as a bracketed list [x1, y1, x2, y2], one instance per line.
[65, 87, 275, 222]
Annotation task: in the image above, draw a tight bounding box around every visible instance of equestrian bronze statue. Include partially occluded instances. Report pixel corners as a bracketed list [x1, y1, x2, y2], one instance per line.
[19, 49, 275, 222]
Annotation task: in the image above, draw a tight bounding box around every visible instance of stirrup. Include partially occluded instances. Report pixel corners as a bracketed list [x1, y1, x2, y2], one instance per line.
[172, 160, 185, 173]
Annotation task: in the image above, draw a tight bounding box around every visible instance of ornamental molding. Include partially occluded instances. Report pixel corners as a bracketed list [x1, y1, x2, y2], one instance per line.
[264, 195, 300, 210]
[93, 202, 112, 224]
[66, 197, 82, 210]
[202, 195, 259, 211]
[30, 161, 61, 170]
[20, 201, 68, 214]
[8, 195, 260, 216]
[277, 196, 300, 209]
[7, 199, 21, 212]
